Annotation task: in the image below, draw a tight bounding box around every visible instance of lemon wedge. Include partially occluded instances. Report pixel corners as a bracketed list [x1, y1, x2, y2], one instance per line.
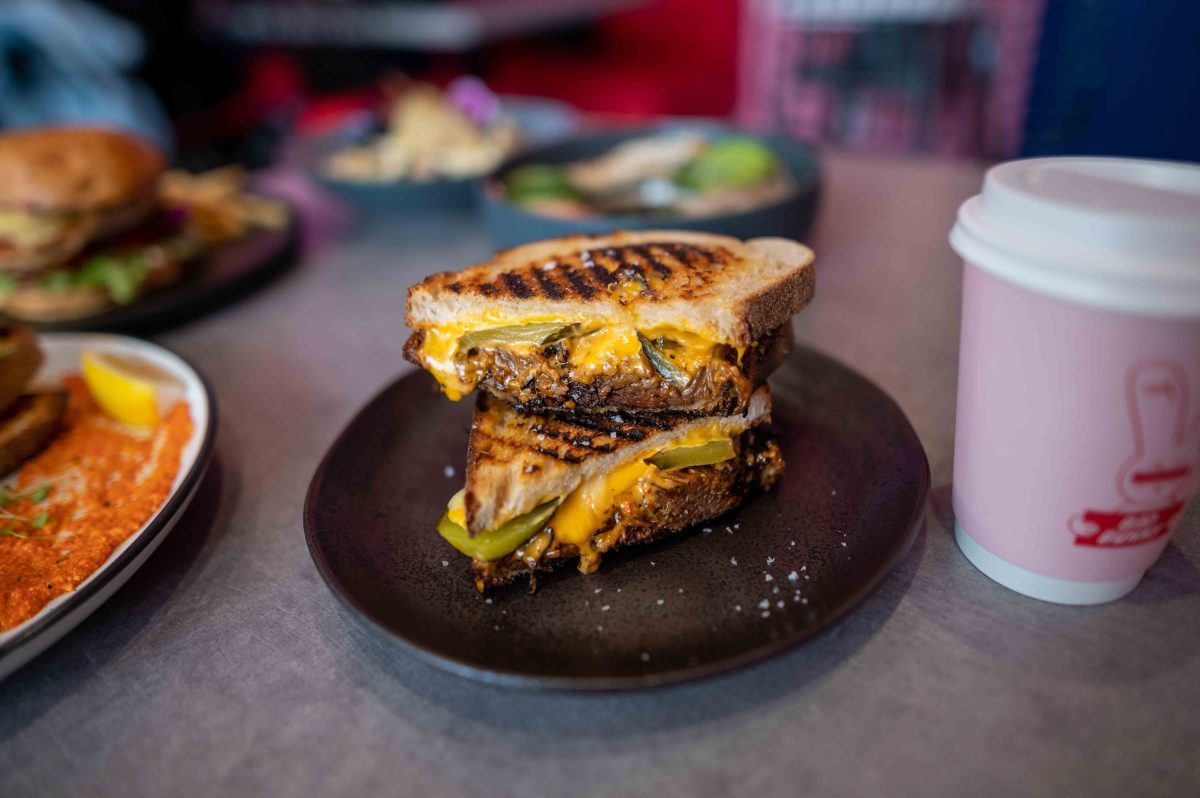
[81, 349, 182, 426]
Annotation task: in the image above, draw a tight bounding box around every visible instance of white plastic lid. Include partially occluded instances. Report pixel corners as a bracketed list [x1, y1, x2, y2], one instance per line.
[950, 157, 1200, 317]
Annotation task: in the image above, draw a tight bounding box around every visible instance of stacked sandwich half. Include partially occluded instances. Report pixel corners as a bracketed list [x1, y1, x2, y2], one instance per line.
[405, 231, 815, 591]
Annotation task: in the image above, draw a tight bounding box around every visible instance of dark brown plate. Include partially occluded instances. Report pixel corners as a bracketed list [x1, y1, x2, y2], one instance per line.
[7, 209, 299, 334]
[304, 347, 929, 690]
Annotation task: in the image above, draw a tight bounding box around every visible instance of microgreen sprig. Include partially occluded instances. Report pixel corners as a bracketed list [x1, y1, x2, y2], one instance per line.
[0, 483, 56, 541]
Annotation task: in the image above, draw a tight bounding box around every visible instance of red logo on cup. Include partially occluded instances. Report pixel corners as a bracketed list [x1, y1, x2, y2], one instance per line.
[1068, 360, 1199, 548]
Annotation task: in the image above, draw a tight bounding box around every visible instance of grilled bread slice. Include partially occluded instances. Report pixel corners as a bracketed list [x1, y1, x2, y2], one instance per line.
[436, 386, 781, 590]
[465, 386, 772, 535]
[0, 390, 67, 477]
[0, 325, 43, 416]
[404, 230, 813, 414]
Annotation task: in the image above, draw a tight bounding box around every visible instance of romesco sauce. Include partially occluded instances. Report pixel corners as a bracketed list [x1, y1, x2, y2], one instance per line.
[0, 376, 192, 631]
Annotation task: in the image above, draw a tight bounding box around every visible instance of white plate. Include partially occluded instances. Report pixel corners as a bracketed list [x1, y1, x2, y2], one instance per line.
[0, 334, 216, 680]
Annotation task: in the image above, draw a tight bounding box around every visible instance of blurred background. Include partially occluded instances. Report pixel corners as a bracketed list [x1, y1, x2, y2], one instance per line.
[1, 0, 1195, 169]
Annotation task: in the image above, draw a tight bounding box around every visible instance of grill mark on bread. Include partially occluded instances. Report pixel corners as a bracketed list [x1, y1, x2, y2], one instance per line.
[501, 272, 533, 298]
[560, 264, 598, 299]
[420, 241, 746, 305]
[532, 268, 566, 299]
[628, 244, 674, 279]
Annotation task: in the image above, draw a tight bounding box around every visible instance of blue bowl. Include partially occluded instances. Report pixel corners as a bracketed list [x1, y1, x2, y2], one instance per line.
[477, 125, 822, 249]
[308, 98, 580, 217]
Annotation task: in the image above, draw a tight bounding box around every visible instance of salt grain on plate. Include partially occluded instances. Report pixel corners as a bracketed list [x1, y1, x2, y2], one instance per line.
[443, 465, 455, 478]
[764, 574, 774, 582]
[788, 571, 799, 582]
[730, 557, 738, 566]
[485, 598, 493, 605]
[758, 599, 770, 609]
[766, 556, 775, 565]
[735, 605, 742, 612]
[441, 560, 448, 567]
[777, 601, 785, 609]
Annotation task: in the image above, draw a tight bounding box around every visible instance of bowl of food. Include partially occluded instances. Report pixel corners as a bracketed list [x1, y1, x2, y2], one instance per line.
[315, 77, 572, 213]
[479, 125, 821, 248]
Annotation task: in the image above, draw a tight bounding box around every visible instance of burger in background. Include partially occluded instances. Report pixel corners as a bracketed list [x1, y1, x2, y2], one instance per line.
[0, 127, 286, 322]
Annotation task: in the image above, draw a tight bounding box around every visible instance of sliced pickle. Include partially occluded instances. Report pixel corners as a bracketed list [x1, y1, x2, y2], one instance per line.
[645, 439, 735, 470]
[637, 331, 690, 388]
[458, 323, 570, 351]
[436, 497, 562, 561]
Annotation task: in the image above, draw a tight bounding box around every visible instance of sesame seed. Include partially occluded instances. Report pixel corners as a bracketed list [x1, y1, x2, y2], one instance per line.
[758, 599, 770, 609]
[640, 652, 651, 662]
[776, 601, 785, 609]
[441, 560, 448, 567]
[657, 599, 665, 605]
[485, 598, 493, 605]
[594, 587, 602, 594]
[735, 605, 742, 612]
[788, 571, 799, 582]
[761, 611, 771, 618]
[443, 465, 455, 478]
[601, 605, 611, 612]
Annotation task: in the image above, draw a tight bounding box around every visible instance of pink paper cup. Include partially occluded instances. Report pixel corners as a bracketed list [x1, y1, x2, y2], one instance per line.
[949, 157, 1200, 604]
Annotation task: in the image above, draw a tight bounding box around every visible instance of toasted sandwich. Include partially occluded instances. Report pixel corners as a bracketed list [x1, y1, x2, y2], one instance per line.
[405, 231, 813, 415]
[437, 386, 783, 591]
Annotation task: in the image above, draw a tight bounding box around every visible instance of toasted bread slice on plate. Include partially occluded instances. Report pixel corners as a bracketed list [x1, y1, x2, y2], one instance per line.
[405, 230, 813, 414]
[437, 386, 781, 590]
[0, 390, 67, 477]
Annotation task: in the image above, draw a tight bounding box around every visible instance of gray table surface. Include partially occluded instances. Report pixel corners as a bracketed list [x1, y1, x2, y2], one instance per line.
[2, 152, 1197, 798]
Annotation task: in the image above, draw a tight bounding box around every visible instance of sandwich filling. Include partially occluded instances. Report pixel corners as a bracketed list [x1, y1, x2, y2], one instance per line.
[438, 423, 781, 590]
[406, 321, 791, 415]
[0, 210, 77, 250]
[415, 320, 734, 401]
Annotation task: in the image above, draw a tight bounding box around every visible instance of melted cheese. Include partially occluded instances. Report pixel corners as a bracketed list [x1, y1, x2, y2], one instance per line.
[565, 327, 645, 377]
[545, 421, 733, 552]
[446, 488, 466, 527]
[418, 321, 729, 399]
[420, 327, 471, 400]
[0, 210, 71, 248]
